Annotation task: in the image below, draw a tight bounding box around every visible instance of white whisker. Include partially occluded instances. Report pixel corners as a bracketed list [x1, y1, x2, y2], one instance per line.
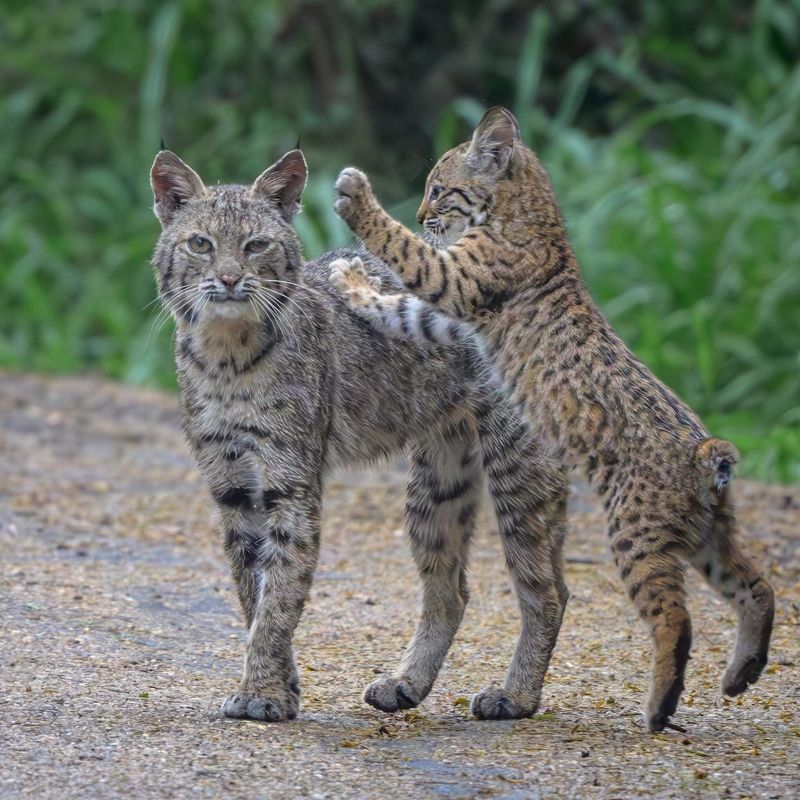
[261, 278, 324, 301]
[257, 285, 314, 328]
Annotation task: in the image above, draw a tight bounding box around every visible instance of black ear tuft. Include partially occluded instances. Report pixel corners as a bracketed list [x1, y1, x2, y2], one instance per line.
[160, 137, 166, 151]
[295, 136, 301, 150]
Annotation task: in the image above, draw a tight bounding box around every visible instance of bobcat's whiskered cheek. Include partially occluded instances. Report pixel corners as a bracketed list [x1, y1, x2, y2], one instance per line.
[440, 215, 472, 244]
[158, 281, 206, 325]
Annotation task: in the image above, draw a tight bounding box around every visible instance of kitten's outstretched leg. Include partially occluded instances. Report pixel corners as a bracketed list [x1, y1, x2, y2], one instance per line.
[329, 257, 382, 305]
[330, 257, 474, 348]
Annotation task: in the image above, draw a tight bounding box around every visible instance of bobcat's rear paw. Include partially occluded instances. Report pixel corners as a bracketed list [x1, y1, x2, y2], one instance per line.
[722, 654, 768, 697]
[329, 257, 381, 307]
[221, 686, 299, 722]
[644, 689, 684, 733]
[470, 687, 537, 720]
[723, 579, 773, 697]
[363, 676, 424, 712]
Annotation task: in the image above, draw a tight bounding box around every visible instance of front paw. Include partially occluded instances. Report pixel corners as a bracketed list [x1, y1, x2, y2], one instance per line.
[334, 167, 375, 226]
[363, 676, 425, 712]
[470, 687, 538, 720]
[329, 257, 381, 307]
[221, 682, 300, 722]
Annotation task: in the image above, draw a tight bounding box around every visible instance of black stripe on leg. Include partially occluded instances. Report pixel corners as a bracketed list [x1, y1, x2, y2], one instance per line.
[262, 488, 288, 512]
[420, 307, 436, 341]
[397, 296, 410, 335]
[430, 478, 473, 504]
[214, 486, 255, 510]
[657, 617, 692, 719]
[224, 528, 264, 569]
[427, 257, 449, 304]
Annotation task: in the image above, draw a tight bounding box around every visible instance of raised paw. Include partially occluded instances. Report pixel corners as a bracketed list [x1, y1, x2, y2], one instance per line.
[470, 687, 537, 720]
[221, 685, 299, 722]
[363, 676, 424, 713]
[722, 578, 774, 697]
[329, 257, 382, 307]
[334, 167, 375, 225]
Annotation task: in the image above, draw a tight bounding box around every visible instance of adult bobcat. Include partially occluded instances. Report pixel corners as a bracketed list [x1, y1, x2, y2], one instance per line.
[149, 147, 568, 722]
[329, 108, 775, 732]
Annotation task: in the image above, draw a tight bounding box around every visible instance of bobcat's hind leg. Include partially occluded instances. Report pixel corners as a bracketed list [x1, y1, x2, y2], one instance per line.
[610, 517, 691, 733]
[471, 403, 569, 721]
[690, 490, 774, 697]
[363, 420, 481, 713]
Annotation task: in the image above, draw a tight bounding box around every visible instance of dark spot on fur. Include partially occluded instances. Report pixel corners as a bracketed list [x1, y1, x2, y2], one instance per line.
[262, 488, 285, 512]
[270, 526, 291, 546]
[214, 486, 253, 510]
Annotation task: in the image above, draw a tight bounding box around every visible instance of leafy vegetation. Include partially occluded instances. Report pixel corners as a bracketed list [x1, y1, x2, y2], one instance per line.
[1, 1, 798, 481]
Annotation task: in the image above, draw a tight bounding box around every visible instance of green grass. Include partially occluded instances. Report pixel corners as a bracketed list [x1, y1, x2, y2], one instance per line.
[1, 1, 798, 482]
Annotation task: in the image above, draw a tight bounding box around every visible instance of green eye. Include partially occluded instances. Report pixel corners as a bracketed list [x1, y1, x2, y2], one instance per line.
[188, 235, 212, 254]
[244, 238, 272, 255]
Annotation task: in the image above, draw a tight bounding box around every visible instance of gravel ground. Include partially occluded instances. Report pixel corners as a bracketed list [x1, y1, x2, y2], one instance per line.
[1, 372, 798, 800]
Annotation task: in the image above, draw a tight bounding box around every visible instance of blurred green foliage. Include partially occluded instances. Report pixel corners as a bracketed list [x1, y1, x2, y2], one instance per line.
[1, 0, 798, 482]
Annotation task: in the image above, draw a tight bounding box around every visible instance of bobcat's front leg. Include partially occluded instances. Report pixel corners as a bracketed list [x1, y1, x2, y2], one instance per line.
[329, 257, 383, 309]
[220, 484, 322, 722]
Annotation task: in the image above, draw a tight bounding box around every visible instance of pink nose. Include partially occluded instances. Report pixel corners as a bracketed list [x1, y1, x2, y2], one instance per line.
[218, 273, 239, 288]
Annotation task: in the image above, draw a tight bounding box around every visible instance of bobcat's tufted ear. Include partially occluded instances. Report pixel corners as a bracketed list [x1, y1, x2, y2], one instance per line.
[467, 107, 520, 177]
[251, 149, 308, 221]
[150, 150, 206, 227]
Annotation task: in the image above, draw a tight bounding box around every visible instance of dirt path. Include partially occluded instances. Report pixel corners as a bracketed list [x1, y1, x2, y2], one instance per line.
[1, 373, 797, 799]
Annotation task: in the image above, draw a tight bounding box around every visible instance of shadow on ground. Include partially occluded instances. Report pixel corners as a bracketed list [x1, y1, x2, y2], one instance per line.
[1, 373, 798, 799]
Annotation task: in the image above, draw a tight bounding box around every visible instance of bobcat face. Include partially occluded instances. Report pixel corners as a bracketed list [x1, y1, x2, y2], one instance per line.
[417, 146, 492, 243]
[150, 150, 307, 325]
[416, 107, 523, 244]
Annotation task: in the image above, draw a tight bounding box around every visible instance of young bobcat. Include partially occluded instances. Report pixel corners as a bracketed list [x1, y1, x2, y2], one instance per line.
[329, 108, 775, 732]
[149, 147, 569, 723]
